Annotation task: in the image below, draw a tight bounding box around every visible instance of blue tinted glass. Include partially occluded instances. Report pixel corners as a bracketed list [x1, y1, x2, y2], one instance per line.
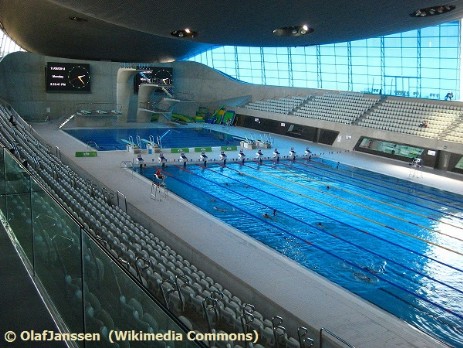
[187, 20, 461, 100]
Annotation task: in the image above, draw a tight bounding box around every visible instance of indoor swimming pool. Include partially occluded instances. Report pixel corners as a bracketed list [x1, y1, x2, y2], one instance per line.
[137, 157, 463, 347]
[64, 127, 240, 150]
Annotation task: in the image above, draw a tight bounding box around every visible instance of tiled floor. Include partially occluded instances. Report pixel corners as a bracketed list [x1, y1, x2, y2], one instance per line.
[32, 121, 461, 347]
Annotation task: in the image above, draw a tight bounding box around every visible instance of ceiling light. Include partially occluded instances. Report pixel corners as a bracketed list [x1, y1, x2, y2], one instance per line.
[171, 28, 197, 38]
[68, 16, 88, 22]
[273, 25, 313, 37]
[410, 4, 455, 17]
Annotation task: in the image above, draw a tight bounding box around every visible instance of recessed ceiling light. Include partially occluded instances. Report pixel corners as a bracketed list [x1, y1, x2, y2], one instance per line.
[273, 25, 313, 37]
[171, 28, 197, 38]
[68, 16, 88, 22]
[410, 4, 455, 17]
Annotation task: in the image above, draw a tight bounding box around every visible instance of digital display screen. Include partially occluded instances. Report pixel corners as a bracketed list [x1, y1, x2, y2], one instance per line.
[134, 67, 173, 93]
[46, 62, 91, 92]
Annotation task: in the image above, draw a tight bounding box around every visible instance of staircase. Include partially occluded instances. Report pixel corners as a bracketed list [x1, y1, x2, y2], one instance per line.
[352, 98, 385, 125]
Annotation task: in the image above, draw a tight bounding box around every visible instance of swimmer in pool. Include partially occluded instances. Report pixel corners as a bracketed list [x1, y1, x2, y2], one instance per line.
[353, 272, 373, 283]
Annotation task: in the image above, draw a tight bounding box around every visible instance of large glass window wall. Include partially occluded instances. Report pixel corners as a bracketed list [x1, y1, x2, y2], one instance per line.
[188, 21, 461, 101]
[0, 30, 25, 59]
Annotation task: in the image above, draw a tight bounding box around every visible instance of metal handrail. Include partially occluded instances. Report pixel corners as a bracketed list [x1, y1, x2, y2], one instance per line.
[320, 327, 355, 348]
[86, 140, 99, 150]
[116, 190, 127, 213]
[55, 146, 61, 160]
[297, 326, 314, 347]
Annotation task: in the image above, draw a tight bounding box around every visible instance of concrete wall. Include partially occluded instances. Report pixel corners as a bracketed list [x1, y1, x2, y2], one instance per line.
[1, 54, 461, 157]
[231, 107, 463, 154]
[116, 68, 137, 123]
[0, 52, 119, 121]
[173, 61, 317, 105]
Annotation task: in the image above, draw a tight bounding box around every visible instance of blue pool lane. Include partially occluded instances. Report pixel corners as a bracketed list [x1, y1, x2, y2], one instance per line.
[136, 158, 463, 347]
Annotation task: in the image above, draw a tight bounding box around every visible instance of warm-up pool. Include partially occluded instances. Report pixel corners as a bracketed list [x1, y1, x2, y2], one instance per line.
[136, 158, 463, 347]
[64, 127, 241, 150]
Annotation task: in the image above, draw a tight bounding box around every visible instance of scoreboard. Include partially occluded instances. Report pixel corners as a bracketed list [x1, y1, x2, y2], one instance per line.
[46, 62, 91, 92]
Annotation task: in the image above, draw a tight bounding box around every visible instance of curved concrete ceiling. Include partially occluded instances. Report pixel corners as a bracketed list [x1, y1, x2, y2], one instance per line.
[0, 0, 462, 62]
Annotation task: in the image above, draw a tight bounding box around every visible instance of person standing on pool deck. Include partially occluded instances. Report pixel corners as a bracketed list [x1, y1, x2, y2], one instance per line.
[220, 151, 227, 165]
[304, 147, 312, 157]
[256, 149, 264, 164]
[200, 151, 208, 167]
[159, 152, 167, 167]
[180, 152, 188, 167]
[273, 148, 280, 163]
[154, 168, 164, 186]
[289, 147, 296, 161]
[239, 149, 246, 164]
[137, 153, 144, 170]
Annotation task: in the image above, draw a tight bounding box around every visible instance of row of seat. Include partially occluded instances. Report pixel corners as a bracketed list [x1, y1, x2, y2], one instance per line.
[241, 91, 463, 143]
[293, 110, 354, 124]
[359, 99, 462, 139]
[245, 96, 307, 115]
[296, 93, 377, 124]
[0, 104, 311, 347]
[245, 92, 380, 123]
[387, 99, 463, 111]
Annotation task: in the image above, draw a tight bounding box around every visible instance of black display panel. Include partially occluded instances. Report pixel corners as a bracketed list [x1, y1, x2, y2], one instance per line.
[46, 62, 91, 92]
[134, 67, 173, 93]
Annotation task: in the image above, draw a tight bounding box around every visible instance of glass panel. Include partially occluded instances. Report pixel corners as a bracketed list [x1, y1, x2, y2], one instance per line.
[186, 20, 461, 100]
[32, 180, 84, 336]
[357, 137, 424, 158]
[2, 150, 33, 259]
[83, 233, 199, 348]
[3, 149, 30, 195]
[0, 148, 5, 216]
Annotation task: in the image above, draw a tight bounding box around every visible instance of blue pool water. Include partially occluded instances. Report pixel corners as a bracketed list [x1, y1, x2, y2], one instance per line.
[64, 127, 240, 150]
[137, 158, 463, 347]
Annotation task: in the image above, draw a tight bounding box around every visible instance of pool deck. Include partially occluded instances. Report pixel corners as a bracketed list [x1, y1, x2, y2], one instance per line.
[32, 121, 461, 347]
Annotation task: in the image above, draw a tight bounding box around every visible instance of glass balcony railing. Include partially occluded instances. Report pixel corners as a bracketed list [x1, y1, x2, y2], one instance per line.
[0, 148, 202, 348]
